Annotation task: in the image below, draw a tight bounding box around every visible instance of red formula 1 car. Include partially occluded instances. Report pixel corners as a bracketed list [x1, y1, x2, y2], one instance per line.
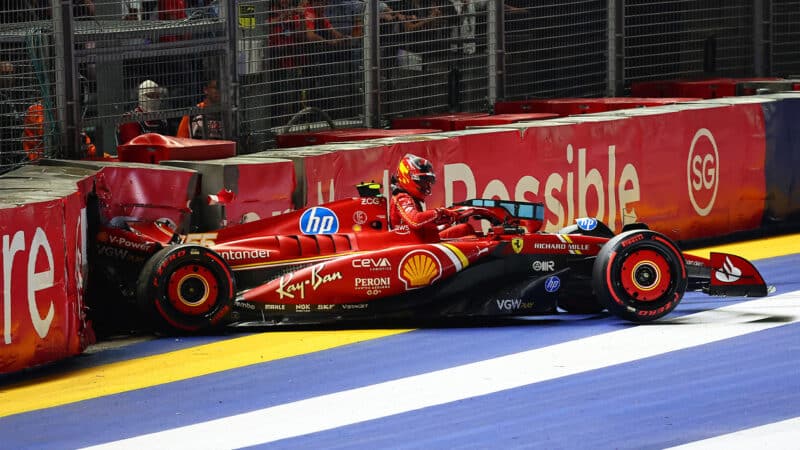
[90, 184, 770, 332]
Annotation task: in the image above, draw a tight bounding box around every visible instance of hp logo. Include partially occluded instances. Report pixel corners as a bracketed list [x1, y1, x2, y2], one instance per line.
[544, 276, 561, 293]
[576, 217, 598, 231]
[300, 207, 339, 234]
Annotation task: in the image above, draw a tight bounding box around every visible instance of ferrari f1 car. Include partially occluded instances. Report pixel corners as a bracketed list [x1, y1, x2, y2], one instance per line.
[90, 183, 770, 332]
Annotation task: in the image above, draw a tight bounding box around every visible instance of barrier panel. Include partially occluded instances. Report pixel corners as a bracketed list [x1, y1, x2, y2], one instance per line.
[630, 78, 797, 99]
[161, 157, 296, 231]
[0, 165, 95, 374]
[82, 162, 199, 233]
[391, 113, 491, 131]
[446, 104, 766, 241]
[117, 134, 237, 164]
[761, 93, 800, 224]
[275, 129, 441, 149]
[449, 113, 558, 130]
[494, 98, 701, 116]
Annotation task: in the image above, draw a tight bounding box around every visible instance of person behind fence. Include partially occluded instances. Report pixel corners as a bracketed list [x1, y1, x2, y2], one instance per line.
[21, 99, 45, 160]
[117, 79, 171, 144]
[394, 0, 457, 111]
[324, 0, 364, 116]
[0, 60, 22, 162]
[268, 0, 305, 120]
[390, 153, 474, 240]
[300, 0, 347, 105]
[177, 78, 223, 139]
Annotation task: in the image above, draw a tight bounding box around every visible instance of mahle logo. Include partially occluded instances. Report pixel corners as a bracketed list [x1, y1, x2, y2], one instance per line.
[687, 128, 719, 216]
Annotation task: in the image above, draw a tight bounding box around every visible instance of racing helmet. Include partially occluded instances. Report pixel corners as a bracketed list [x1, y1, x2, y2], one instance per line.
[396, 153, 436, 201]
[138, 79, 161, 113]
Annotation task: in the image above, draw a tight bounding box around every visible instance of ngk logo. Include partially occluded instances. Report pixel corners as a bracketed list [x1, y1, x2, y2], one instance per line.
[687, 128, 719, 217]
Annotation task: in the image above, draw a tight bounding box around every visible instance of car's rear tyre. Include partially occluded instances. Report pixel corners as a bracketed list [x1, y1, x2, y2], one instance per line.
[592, 230, 687, 322]
[136, 244, 235, 332]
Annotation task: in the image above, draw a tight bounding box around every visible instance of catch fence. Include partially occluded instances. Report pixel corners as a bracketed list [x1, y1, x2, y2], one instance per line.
[1, 0, 798, 169]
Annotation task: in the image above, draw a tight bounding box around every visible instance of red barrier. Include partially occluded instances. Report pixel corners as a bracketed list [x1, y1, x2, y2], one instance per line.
[450, 113, 558, 130]
[117, 133, 236, 164]
[276, 128, 440, 148]
[0, 197, 92, 374]
[299, 136, 463, 206]
[93, 164, 199, 232]
[494, 98, 699, 116]
[161, 157, 296, 230]
[436, 106, 766, 240]
[301, 104, 766, 241]
[391, 113, 489, 131]
[630, 78, 788, 99]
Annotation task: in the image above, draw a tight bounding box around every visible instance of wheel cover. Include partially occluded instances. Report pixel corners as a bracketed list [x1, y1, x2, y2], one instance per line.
[619, 249, 671, 302]
[167, 264, 218, 315]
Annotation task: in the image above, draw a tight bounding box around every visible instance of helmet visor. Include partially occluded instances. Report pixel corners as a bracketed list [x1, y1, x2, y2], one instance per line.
[415, 174, 435, 195]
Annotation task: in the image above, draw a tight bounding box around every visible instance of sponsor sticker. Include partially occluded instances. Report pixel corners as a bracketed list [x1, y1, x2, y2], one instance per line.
[511, 237, 524, 254]
[544, 276, 561, 293]
[399, 250, 442, 290]
[714, 255, 742, 283]
[352, 257, 392, 270]
[576, 217, 598, 231]
[300, 207, 339, 234]
[353, 210, 368, 225]
[532, 260, 555, 272]
[496, 299, 534, 311]
[687, 128, 719, 217]
[276, 264, 343, 300]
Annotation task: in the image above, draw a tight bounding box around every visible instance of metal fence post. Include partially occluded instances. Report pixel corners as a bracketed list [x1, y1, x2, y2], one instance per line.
[222, 0, 239, 147]
[54, 0, 79, 159]
[754, 0, 769, 76]
[607, 0, 623, 96]
[487, 0, 504, 104]
[363, 0, 380, 128]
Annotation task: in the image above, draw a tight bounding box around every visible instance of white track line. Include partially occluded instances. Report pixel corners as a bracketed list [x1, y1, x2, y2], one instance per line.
[666, 416, 800, 449]
[82, 292, 800, 450]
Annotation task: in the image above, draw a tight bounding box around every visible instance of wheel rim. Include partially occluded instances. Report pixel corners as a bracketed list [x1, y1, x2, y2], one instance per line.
[619, 248, 671, 302]
[167, 264, 219, 315]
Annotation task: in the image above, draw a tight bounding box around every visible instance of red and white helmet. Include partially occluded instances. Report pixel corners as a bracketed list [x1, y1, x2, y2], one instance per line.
[396, 153, 436, 201]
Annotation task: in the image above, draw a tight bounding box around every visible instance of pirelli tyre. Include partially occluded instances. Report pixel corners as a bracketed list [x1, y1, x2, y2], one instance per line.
[592, 230, 687, 323]
[136, 244, 235, 332]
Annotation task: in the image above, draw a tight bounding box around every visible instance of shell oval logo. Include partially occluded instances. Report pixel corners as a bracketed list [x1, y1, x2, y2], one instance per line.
[399, 250, 442, 290]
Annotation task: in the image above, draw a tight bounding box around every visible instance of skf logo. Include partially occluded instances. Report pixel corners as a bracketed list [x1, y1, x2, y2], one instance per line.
[687, 128, 719, 217]
[399, 250, 442, 290]
[300, 207, 339, 234]
[511, 238, 523, 254]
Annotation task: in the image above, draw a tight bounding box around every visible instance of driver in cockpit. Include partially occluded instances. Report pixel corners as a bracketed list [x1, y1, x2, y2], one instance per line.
[390, 153, 475, 240]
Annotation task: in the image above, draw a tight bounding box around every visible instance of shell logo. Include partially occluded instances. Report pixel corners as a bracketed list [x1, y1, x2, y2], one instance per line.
[399, 250, 442, 290]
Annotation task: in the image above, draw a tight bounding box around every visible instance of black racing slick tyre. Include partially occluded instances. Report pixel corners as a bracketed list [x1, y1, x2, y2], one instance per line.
[592, 230, 687, 323]
[136, 244, 235, 332]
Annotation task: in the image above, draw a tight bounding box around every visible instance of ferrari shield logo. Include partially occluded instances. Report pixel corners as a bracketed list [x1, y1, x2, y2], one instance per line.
[511, 237, 524, 254]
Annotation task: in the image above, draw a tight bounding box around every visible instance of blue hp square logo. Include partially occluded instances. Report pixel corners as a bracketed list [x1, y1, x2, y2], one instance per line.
[544, 276, 561, 293]
[300, 207, 340, 234]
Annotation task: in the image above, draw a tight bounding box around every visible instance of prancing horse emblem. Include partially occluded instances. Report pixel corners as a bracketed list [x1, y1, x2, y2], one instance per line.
[512, 237, 524, 254]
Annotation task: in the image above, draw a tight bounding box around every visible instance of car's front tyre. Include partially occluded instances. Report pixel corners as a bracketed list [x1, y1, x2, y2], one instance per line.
[136, 244, 235, 332]
[592, 230, 687, 322]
